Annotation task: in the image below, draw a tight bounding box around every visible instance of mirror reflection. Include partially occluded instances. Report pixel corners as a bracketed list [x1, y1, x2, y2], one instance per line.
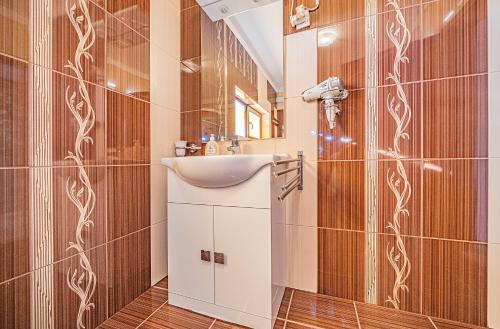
[194, 0, 284, 142]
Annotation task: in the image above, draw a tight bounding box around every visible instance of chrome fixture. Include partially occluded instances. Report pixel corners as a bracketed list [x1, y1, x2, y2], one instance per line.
[302, 77, 348, 129]
[290, 0, 320, 30]
[227, 139, 241, 155]
[175, 142, 201, 156]
[274, 151, 303, 201]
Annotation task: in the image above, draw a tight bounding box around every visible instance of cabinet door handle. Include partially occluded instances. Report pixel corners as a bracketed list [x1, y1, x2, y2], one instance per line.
[201, 250, 211, 262]
[214, 252, 225, 265]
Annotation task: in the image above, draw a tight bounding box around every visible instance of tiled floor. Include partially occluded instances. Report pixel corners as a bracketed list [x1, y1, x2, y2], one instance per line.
[99, 278, 489, 329]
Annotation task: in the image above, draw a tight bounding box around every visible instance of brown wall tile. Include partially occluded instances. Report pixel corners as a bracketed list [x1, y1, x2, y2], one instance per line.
[423, 0, 487, 80]
[107, 229, 151, 316]
[106, 91, 150, 165]
[318, 229, 365, 301]
[377, 83, 422, 160]
[106, 14, 150, 102]
[181, 0, 198, 10]
[53, 245, 107, 329]
[181, 58, 201, 112]
[0, 168, 29, 283]
[181, 5, 201, 60]
[422, 239, 487, 326]
[181, 111, 202, 146]
[318, 162, 365, 231]
[107, 0, 150, 39]
[378, 160, 422, 236]
[376, 234, 421, 313]
[107, 165, 150, 240]
[423, 75, 488, 159]
[52, 166, 107, 262]
[0, 0, 29, 60]
[0, 55, 28, 168]
[317, 18, 365, 90]
[0, 273, 30, 329]
[378, 5, 422, 86]
[52, 72, 106, 166]
[423, 159, 487, 242]
[52, 0, 106, 85]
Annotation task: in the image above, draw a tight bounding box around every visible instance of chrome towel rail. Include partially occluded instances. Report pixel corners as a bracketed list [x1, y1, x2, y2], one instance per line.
[274, 151, 303, 201]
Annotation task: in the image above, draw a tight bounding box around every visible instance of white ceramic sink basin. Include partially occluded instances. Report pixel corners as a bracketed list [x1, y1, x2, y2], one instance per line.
[161, 154, 287, 188]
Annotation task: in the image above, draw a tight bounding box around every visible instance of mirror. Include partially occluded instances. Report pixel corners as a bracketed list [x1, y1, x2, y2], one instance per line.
[196, 0, 284, 142]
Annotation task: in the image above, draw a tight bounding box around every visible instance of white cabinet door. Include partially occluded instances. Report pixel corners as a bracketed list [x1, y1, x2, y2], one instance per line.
[168, 203, 214, 303]
[213, 206, 271, 318]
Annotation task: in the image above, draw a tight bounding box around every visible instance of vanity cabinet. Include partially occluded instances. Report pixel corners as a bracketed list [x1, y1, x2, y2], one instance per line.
[164, 154, 286, 329]
[169, 204, 271, 318]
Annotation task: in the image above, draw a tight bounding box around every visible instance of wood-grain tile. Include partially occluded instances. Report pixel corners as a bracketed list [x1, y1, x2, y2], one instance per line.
[106, 91, 150, 165]
[107, 0, 150, 39]
[53, 245, 107, 329]
[273, 319, 285, 329]
[431, 317, 488, 329]
[283, 0, 364, 36]
[318, 89, 365, 160]
[181, 0, 198, 10]
[423, 75, 488, 159]
[318, 162, 365, 230]
[0, 0, 29, 60]
[376, 0, 421, 14]
[356, 302, 434, 329]
[377, 160, 422, 236]
[138, 304, 214, 329]
[318, 18, 365, 90]
[0, 273, 30, 329]
[287, 290, 359, 328]
[0, 55, 28, 168]
[0, 168, 29, 283]
[377, 83, 422, 160]
[423, 0, 488, 80]
[376, 234, 421, 313]
[377, 4, 422, 86]
[108, 229, 151, 317]
[277, 287, 293, 319]
[155, 277, 168, 290]
[181, 111, 202, 146]
[422, 239, 487, 326]
[52, 71, 106, 166]
[99, 287, 167, 329]
[283, 322, 310, 329]
[181, 5, 201, 60]
[107, 165, 150, 240]
[52, 0, 106, 85]
[423, 159, 487, 242]
[52, 166, 107, 262]
[318, 229, 365, 301]
[181, 57, 201, 112]
[106, 13, 150, 101]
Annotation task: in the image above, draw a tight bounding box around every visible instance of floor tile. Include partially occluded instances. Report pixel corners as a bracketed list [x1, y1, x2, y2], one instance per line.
[277, 288, 293, 319]
[431, 317, 487, 329]
[210, 319, 249, 328]
[138, 304, 214, 328]
[287, 290, 359, 329]
[356, 302, 434, 329]
[99, 287, 167, 328]
[155, 277, 168, 290]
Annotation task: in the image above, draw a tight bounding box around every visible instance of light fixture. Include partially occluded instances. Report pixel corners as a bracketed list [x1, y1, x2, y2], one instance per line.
[318, 27, 338, 47]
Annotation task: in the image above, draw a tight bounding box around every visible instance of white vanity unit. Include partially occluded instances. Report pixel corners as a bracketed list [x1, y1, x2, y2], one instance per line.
[161, 154, 287, 329]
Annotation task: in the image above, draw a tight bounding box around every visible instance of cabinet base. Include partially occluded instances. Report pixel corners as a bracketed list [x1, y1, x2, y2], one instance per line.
[168, 293, 274, 329]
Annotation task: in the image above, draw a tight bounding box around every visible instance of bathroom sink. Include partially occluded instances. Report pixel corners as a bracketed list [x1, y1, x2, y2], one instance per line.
[161, 154, 286, 188]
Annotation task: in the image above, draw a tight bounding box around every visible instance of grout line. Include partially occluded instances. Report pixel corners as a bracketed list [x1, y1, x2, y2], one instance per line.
[353, 302, 362, 329]
[285, 319, 324, 329]
[428, 316, 438, 329]
[154, 286, 168, 291]
[208, 319, 217, 329]
[135, 299, 169, 329]
[285, 289, 294, 321]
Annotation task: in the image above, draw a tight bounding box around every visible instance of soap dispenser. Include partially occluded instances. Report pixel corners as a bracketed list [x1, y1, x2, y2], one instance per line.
[206, 134, 219, 156]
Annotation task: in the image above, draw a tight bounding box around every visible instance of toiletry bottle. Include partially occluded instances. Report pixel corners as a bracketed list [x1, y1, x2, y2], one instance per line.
[206, 134, 219, 156]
